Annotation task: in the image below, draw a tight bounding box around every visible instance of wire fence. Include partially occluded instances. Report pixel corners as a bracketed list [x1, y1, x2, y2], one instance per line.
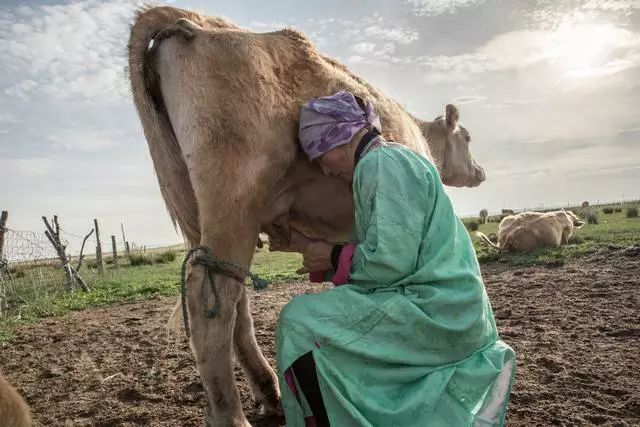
[0, 217, 183, 319]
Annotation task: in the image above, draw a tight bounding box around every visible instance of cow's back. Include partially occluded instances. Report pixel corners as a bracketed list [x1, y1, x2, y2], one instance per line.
[498, 212, 567, 251]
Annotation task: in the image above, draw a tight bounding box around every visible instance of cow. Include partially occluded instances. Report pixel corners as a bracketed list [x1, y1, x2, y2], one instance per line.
[128, 6, 487, 426]
[476, 210, 585, 252]
[0, 371, 32, 427]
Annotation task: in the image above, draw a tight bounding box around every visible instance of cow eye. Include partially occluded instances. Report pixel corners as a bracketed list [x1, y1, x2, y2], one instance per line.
[465, 135, 471, 143]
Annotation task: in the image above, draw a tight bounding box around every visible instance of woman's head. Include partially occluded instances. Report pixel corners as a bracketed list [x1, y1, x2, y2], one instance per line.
[298, 90, 379, 180]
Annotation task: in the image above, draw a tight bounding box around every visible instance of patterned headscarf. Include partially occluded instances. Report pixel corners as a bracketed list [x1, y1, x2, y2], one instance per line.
[298, 90, 381, 160]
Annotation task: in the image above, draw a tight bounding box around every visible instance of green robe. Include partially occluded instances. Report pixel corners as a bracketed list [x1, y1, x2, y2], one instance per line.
[276, 142, 515, 426]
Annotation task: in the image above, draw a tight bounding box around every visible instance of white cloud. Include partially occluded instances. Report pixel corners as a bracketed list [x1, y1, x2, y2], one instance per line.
[0, 113, 21, 124]
[451, 95, 487, 105]
[352, 42, 376, 54]
[406, 0, 488, 16]
[563, 55, 640, 78]
[0, 0, 141, 103]
[247, 20, 288, 31]
[0, 157, 53, 176]
[582, 0, 640, 12]
[344, 15, 419, 45]
[416, 23, 640, 82]
[4, 79, 38, 101]
[49, 128, 119, 152]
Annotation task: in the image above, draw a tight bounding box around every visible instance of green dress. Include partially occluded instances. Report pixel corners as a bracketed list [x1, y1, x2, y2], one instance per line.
[276, 142, 515, 426]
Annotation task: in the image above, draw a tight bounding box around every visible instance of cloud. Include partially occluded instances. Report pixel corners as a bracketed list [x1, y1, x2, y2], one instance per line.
[451, 95, 487, 105]
[614, 127, 640, 145]
[0, 157, 53, 176]
[4, 79, 38, 101]
[0, 113, 21, 124]
[563, 55, 640, 78]
[406, 0, 488, 16]
[345, 15, 419, 45]
[416, 23, 640, 82]
[247, 20, 289, 31]
[0, 0, 141, 103]
[352, 42, 377, 54]
[582, 0, 640, 12]
[49, 128, 120, 152]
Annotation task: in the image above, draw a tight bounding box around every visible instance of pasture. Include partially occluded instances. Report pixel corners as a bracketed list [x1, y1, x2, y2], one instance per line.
[0, 206, 639, 426]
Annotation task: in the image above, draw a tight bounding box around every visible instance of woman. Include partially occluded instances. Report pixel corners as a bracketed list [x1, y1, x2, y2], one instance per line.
[276, 90, 515, 427]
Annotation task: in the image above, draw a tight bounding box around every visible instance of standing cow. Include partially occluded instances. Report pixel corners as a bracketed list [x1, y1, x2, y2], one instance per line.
[129, 6, 487, 425]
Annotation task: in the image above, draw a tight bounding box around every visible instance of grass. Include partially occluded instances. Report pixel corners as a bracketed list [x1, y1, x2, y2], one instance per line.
[1, 206, 638, 343]
[470, 206, 640, 266]
[0, 248, 303, 344]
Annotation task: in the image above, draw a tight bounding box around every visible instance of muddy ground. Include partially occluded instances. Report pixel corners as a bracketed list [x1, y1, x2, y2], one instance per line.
[1, 246, 638, 426]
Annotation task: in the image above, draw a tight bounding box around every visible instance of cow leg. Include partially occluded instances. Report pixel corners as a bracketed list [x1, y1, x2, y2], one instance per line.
[233, 287, 282, 416]
[186, 264, 249, 427]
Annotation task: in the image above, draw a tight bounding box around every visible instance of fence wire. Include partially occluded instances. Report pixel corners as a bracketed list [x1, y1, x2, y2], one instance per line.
[0, 228, 68, 318]
[0, 224, 180, 319]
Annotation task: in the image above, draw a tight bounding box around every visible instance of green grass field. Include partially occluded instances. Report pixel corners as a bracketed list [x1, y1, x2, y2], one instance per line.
[1, 206, 638, 343]
[469, 206, 640, 265]
[0, 249, 302, 343]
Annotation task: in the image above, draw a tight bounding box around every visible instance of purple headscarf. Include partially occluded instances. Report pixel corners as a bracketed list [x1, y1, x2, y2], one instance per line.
[298, 90, 381, 160]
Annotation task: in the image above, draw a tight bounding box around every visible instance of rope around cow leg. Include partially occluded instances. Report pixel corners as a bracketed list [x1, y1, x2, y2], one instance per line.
[180, 245, 269, 338]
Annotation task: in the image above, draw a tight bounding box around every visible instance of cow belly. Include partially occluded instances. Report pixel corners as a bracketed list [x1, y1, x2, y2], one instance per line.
[261, 173, 355, 251]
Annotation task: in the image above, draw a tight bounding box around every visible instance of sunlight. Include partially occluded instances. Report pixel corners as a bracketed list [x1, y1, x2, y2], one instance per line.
[546, 20, 635, 77]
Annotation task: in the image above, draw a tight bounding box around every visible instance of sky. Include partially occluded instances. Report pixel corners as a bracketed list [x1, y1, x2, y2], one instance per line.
[1, 0, 639, 248]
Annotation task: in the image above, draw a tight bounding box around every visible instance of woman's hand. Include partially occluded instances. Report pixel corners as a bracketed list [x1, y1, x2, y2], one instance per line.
[299, 241, 334, 273]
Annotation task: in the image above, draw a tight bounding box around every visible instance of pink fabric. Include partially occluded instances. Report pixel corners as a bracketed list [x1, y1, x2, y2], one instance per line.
[331, 243, 356, 286]
[284, 368, 300, 401]
[285, 367, 318, 426]
[309, 271, 325, 283]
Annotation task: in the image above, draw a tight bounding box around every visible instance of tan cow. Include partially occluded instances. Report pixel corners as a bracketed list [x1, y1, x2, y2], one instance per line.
[0, 371, 31, 427]
[477, 210, 585, 252]
[129, 6, 486, 426]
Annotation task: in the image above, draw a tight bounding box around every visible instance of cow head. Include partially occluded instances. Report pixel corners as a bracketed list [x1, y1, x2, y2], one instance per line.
[563, 210, 585, 228]
[418, 104, 486, 187]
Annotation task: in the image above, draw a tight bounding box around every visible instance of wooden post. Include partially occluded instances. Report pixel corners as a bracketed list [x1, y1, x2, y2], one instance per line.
[111, 235, 119, 271]
[94, 219, 104, 274]
[43, 215, 90, 292]
[120, 222, 132, 260]
[0, 211, 9, 314]
[0, 211, 8, 259]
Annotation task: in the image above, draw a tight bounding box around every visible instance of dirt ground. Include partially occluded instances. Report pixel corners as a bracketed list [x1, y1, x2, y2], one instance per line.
[1, 245, 638, 426]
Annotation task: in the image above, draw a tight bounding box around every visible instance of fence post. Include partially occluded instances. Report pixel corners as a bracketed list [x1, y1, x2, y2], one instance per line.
[94, 219, 104, 275]
[111, 235, 119, 271]
[42, 215, 89, 292]
[0, 211, 8, 259]
[0, 210, 9, 315]
[125, 241, 131, 260]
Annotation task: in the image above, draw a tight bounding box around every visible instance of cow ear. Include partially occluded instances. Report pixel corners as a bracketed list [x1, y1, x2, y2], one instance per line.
[445, 104, 459, 132]
[574, 220, 585, 228]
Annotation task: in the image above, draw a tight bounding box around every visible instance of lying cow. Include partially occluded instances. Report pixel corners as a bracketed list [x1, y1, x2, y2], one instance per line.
[477, 210, 585, 252]
[129, 6, 486, 425]
[0, 371, 32, 427]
